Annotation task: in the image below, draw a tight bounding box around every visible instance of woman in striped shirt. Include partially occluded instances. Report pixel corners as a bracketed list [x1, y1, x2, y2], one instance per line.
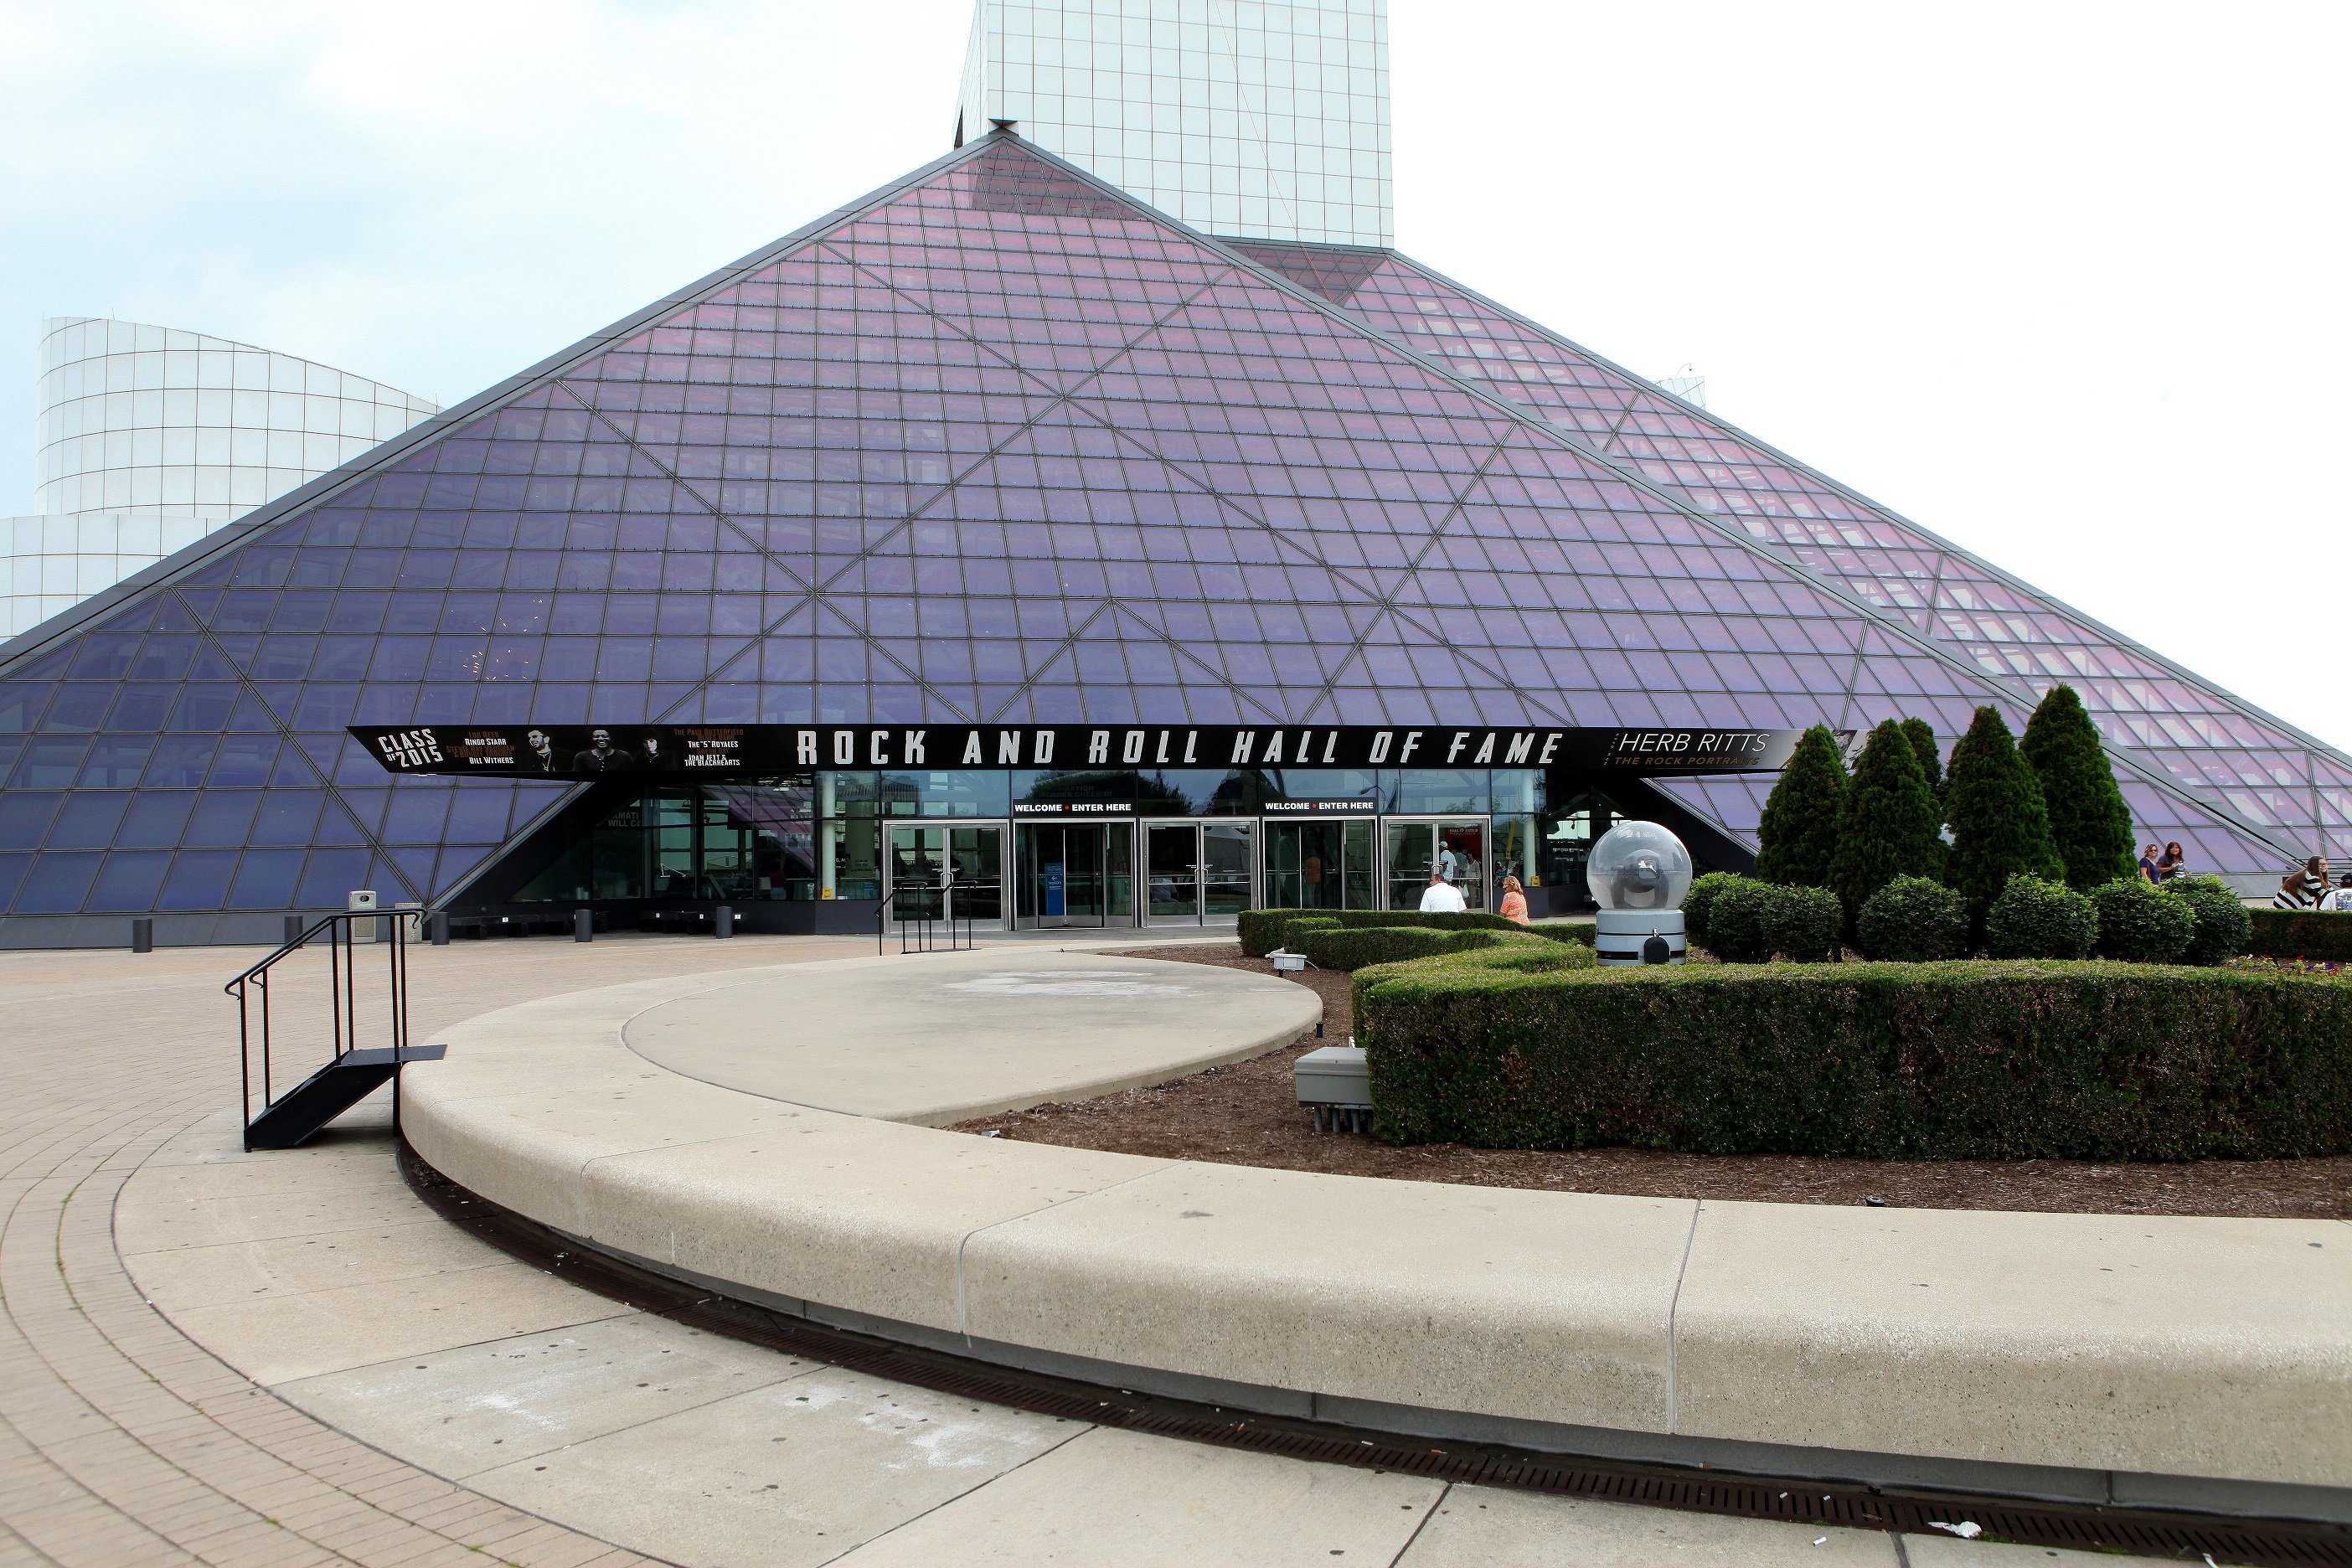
[2273, 857, 2330, 909]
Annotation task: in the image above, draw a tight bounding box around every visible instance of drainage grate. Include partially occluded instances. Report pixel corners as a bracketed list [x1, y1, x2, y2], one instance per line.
[400, 1145, 2351, 1566]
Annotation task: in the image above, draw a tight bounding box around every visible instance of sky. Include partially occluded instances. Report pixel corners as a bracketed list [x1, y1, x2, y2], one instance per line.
[3, 1, 2346, 750]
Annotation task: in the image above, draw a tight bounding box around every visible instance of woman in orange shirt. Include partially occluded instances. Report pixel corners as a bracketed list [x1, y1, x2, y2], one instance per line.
[1498, 874, 1530, 926]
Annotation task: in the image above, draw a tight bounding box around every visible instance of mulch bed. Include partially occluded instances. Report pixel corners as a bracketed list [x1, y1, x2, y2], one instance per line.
[948, 943, 2352, 1219]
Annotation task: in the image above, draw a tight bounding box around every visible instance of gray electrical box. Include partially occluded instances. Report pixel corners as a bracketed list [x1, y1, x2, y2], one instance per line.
[1294, 1044, 1372, 1135]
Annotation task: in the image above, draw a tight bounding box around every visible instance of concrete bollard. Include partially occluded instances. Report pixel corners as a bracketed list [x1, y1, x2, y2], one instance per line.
[714, 905, 735, 939]
[575, 908, 594, 943]
[130, 917, 153, 954]
[429, 910, 450, 946]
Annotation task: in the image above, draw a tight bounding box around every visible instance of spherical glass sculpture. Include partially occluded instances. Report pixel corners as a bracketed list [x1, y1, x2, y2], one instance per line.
[1586, 821, 1693, 912]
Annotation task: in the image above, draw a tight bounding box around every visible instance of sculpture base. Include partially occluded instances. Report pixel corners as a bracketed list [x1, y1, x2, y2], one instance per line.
[1594, 908, 1687, 966]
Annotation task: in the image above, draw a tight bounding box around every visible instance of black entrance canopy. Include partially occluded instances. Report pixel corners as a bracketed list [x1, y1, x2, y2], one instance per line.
[353, 723, 1825, 781]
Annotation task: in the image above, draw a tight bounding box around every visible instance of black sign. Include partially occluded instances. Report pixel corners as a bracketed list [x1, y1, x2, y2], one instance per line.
[353, 724, 1821, 780]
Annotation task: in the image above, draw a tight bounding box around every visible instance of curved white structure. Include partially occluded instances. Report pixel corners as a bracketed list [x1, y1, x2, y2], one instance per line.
[3, 316, 439, 636]
[404, 952, 2352, 1515]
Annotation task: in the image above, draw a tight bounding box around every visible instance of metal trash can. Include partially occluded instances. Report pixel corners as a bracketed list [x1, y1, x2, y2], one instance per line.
[130, 917, 153, 954]
[714, 905, 735, 939]
[575, 908, 594, 942]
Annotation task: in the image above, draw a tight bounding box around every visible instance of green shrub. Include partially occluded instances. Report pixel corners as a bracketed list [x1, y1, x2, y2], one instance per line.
[2091, 879, 2195, 963]
[1701, 879, 1840, 962]
[1299, 925, 1571, 972]
[1239, 907, 1590, 957]
[1761, 884, 1844, 963]
[1753, 725, 1846, 887]
[1356, 960, 2352, 1159]
[1278, 916, 1344, 952]
[2169, 875, 2253, 967]
[1943, 705, 2066, 934]
[1855, 875, 1968, 962]
[1705, 878, 1775, 963]
[2246, 908, 2352, 962]
[1984, 874, 2097, 960]
[1901, 716, 1945, 806]
[2021, 683, 2137, 890]
[1683, 871, 1742, 952]
[1828, 719, 1946, 924]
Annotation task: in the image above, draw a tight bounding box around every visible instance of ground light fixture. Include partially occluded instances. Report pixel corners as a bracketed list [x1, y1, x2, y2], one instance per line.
[1586, 820, 1691, 965]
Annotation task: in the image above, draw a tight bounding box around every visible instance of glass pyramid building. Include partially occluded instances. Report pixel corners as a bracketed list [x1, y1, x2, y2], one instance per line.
[0, 132, 2341, 944]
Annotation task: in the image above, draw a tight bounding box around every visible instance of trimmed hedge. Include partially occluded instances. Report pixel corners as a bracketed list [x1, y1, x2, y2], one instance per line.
[1698, 878, 1839, 963]
[1855, 875, 1968, 962]
[1355, 958, 2352, 1159]
[1682, 871, 1742, 952]
[2248, 908, 2352, 962]
[1240, 906, 1593, 957]
[2091, 879, 2193, 963]
[1280, 916, 1344, 952]
[2169, 874, 2251, 967]
[1299, 926, 1595, 973]
[1984, 874, 2097, 960]
[1764, 884, 1843, 963]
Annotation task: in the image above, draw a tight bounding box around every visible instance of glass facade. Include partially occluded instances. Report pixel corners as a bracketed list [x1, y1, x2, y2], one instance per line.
[6, 318, 441, 637]
[957, 0, 1392, 248]
[1230, 237, 2345, 879]
[0, 130, 2336, 941]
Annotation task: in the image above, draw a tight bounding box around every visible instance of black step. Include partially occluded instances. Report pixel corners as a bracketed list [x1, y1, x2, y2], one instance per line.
[244, 1044, 448, 1151]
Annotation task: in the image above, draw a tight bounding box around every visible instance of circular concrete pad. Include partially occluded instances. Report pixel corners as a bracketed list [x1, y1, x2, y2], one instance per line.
[622, 948, 1320, 1126]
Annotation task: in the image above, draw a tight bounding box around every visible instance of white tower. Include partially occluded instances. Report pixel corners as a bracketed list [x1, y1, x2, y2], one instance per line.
[955, 0, 1392, 248]
[4, 317, 439, 637]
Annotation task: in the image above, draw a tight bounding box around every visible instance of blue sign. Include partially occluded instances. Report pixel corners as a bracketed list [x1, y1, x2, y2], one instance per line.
[1043, 861, 1065, 917]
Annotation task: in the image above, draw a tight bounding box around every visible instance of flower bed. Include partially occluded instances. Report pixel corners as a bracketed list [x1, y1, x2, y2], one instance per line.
[2248, 909, 2352, 963]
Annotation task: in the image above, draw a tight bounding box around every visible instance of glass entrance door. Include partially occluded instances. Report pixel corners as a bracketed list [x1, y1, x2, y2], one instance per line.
[1017, 823, 1109, 928]
[1385, 818, 1488, 911]
[886, 824, 1004, 929]
[1264, 819, 1375, 910]
[1145, 823, 1199, 924]
[1144, 820, 1255, 925]
[1202, 820, 1254, 919]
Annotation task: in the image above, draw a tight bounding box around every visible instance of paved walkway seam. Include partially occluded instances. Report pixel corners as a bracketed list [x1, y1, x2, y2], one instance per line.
[1665, 1198, 1704, 1436]
[951, 1163, 1175, 1338]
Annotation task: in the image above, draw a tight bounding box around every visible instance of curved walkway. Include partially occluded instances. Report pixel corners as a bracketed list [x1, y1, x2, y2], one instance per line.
[0, 933, 2293, 1566]
[402, 952, 2352, 1514]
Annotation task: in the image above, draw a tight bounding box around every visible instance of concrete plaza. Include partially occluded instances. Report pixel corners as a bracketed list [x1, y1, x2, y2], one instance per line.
[0, 934, 2200, 1565]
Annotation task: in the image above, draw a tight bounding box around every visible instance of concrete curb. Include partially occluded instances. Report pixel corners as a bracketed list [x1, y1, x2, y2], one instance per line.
[400, 954, 2352, 1519]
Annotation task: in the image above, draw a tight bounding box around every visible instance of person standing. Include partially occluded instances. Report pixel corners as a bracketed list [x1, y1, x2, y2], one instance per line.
[2157, 841, 2185, 881]
[1498, 874, 1529, 926]
[2319, 874, 2352, 914]
[2137, 843, 2162, 883]
[1419, 869, 1467, 913]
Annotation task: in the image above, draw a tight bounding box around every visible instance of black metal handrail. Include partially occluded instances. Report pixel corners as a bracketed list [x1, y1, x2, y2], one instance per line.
[228, 909, 417, 1149]
[876, 881, 976, 955]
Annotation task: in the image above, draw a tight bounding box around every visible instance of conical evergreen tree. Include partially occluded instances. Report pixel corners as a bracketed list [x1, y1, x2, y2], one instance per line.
[1753, 724, 1848, 887]
[1828, 719, 1945, 924]
[2020, 683, 2137, 890]
[1901, 717, 1945, 806]
[1944, 705, 2066, 933]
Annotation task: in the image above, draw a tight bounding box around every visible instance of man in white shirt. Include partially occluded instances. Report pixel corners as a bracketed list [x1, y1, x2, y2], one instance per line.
[1418, 870, 1467, 913]
[2320, 875, 2352, 913]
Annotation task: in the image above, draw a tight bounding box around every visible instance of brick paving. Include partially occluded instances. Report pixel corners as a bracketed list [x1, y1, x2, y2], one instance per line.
[0, 934, 865, 1568]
